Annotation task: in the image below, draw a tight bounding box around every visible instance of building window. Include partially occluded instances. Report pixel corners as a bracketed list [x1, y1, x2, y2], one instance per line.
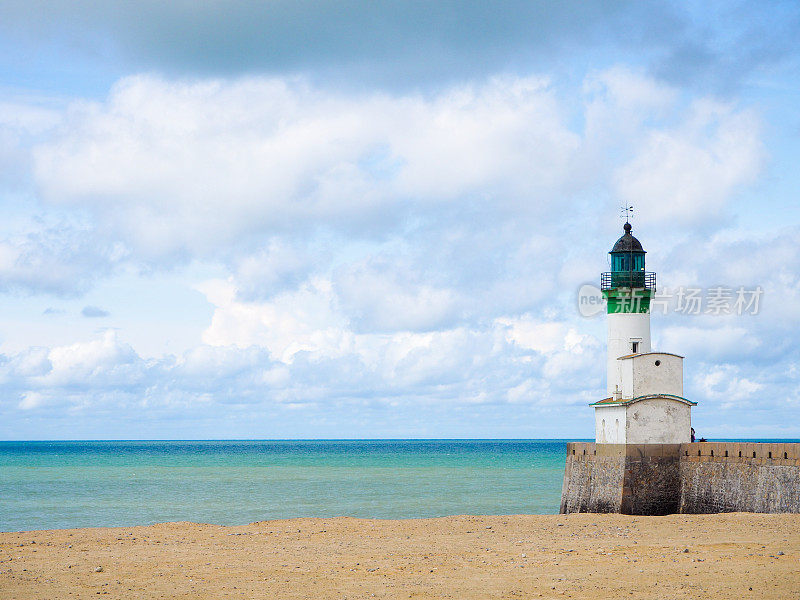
[631, 341, 639, 353]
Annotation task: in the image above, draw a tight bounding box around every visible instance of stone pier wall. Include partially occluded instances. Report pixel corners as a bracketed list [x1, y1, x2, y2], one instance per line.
[679, 442, 800, 514]
[559, 443, 624, 513]
[560, 442, 800, 515]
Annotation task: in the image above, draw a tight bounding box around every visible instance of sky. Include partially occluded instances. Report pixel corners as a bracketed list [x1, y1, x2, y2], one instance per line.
[0, 0, 798, 439]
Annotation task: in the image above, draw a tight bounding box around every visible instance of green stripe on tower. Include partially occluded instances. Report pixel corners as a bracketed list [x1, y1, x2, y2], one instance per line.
[603, 289, 652, 314]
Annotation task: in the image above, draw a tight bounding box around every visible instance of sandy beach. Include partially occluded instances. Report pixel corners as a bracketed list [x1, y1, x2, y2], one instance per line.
[1, 513, 798, 599]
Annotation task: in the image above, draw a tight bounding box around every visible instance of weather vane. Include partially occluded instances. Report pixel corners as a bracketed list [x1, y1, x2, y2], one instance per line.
[620, 204, 634, 223]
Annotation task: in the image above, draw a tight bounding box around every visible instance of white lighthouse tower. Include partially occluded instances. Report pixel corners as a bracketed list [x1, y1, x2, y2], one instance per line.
[592, 221, 696, 444]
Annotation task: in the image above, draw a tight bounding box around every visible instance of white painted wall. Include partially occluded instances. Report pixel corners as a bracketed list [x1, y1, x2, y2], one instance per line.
[620, 358, 634, 399]
[625, 397, 691, 444]
[619, 352, 683, 399]
[606, 312, 651, 396]
[629, 353, 683, 398]
[594, 404, 627, 443]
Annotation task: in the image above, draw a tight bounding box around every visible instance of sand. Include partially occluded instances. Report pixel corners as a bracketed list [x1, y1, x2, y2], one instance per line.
[1, 513, 798, 599]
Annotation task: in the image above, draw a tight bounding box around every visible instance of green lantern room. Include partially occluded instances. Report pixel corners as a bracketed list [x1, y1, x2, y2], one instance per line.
[601, 222, 655, 314]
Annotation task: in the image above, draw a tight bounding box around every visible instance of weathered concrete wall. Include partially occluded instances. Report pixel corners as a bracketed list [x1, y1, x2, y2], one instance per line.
[620, 443, 682, 515]
[679, 442, 800, 514]
[560, 442, 800, 515]
[594, 406, 627, 444]
[626, 398, 691, 444]
[560, 443, 624, 513]
[621, 352, 683, 399]
[561, 443, 682, 515]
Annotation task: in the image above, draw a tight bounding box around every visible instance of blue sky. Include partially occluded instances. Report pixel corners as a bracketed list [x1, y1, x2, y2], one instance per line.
[0, 1, 799, 439]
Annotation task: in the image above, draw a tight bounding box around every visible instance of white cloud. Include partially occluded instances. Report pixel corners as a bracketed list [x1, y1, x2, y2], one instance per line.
[1, 68, 794, 437]
[614, 100, 763, 225]
[8, 68, 762, 303]
[499, 316, 603, 385]
[44, 330, 140, 387]
[0, 219, 126, 295]
[659, 324, 760, 363]
[18, 391, 45, 410]
[0, 98, 62, 134]
[583, 66, 677, 145]
[694, 364, 763, 408]
[199, 277, 352, 363]
[232, 239, 317, 300]
[31, 75, 577, 260]
[0, 93, 64, 190]
[334, 258, 461, 333]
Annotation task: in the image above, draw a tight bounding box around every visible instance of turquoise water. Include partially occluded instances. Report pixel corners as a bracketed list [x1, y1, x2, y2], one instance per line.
[0, 440, 573, 532]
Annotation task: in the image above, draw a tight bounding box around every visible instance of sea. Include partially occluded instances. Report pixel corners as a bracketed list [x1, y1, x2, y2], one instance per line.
[0, 439, 574, 532]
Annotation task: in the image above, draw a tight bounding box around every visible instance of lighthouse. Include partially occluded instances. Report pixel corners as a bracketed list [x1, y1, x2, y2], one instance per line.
[561, 220, 798, 516]
[591, 222, 696, 444]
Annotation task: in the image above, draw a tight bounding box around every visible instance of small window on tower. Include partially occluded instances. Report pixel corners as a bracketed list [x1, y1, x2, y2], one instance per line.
[631, 341, 639, 353]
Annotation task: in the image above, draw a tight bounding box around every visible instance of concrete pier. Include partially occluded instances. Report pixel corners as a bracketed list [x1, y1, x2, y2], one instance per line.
[561, 442, 800, 515]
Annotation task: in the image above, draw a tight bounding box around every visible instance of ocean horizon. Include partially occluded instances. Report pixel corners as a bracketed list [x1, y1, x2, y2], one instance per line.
[2, 438, 796, 532]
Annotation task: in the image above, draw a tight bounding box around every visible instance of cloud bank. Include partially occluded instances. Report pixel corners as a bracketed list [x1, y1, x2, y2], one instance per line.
[0, 65, 795, 439]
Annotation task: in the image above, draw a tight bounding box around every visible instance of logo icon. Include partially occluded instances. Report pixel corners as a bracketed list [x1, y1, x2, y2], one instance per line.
[577, 284, 605, 317]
